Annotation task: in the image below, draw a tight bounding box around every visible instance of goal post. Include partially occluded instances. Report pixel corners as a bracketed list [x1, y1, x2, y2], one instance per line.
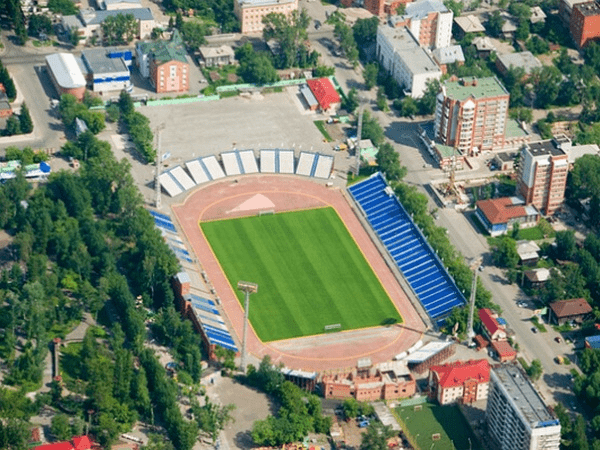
[324, 323, 341, 332]
[258, 209, 275, 216]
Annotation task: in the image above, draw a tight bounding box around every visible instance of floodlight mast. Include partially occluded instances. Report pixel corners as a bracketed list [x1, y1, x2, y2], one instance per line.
[466, 257, 483, 343]
[237, 281, 258, 374]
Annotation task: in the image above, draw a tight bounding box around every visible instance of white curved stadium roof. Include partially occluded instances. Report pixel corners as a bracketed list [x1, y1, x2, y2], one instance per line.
[45, 53, 86, 89]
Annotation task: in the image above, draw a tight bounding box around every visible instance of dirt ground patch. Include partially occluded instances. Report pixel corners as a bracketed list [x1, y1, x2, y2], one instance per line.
[204, 376, 273, 449]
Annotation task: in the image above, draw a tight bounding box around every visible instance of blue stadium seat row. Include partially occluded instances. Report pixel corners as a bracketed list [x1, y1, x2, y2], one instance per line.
[149, 210, 172, 222]
[348, 173, 466, 322]
[191, 300, 220, 316]
[188, 293, 216, 306]
[199, 313, 225, 326]
[154, 217, 177, 233]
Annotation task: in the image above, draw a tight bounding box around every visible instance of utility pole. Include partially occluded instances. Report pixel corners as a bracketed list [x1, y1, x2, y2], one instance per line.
[237, 281, 258, 374]
[155, 124, 165, 209]
[466, 257, 483, 343]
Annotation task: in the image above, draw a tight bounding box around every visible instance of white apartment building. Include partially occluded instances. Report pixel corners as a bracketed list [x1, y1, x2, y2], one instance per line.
[376, 26, 442, 98]
[487, 365, 561, 450]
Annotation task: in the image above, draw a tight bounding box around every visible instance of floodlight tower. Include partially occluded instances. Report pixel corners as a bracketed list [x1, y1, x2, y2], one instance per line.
[466, 257, 483, 343]
[237, 280, 258, 374]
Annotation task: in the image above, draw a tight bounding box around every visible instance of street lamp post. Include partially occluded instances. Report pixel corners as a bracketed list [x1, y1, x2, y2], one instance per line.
[237, 281, 258, 374]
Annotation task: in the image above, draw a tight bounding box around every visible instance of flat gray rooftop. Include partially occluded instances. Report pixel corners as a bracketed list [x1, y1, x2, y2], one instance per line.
[492, 365, 557, 428]
[378, 26, 440, 76]
[527, 140, 566, 157]
[82, 48, 128, 75]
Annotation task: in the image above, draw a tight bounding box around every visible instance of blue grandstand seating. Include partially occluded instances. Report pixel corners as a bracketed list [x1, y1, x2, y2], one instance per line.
[154, 217, 177, 233]
[147, 208, 239, 352]
[348, 173, 466, 324]
[149, 210, 172, 222]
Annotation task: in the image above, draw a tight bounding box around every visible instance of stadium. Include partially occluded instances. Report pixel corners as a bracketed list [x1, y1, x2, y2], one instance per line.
[155, 149, 465, 372]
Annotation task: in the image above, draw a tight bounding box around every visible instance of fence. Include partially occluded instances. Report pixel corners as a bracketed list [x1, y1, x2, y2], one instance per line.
[216, 78, 308, 93]
[145, 95, 219, 106]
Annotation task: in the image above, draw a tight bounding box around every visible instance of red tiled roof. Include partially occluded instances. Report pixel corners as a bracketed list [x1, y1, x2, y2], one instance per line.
[306, 78, 341, 110]
[490, 339, 516, 357]
[34, 443, 74, 450]
[72, 436, 92, 450]
[479, 308, 501, 336]
[476, 197, 527, 225]
[35, 436, 92, 450]
[430, 359, 490, 388]
[549, 298, 592, 318]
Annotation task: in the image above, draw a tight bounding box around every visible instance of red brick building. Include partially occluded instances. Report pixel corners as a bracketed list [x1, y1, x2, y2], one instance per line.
[306, 78, 341, 113]
[137, 31, 189, 94]
[434, 77, 510, 156]
[517, 137, 569, 216]
[570, 1, 600, 48]
[428, 359, 490, 405]
[363, 0, 412, 17]
[322, 360, 416, 401]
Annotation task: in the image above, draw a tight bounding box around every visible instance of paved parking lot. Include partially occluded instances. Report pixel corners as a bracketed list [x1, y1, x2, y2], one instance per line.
[118, 90, 353, 205]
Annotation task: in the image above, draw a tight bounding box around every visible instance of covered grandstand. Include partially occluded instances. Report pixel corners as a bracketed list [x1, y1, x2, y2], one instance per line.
[158, 149, 334, 197]
[348, 173, 466, 325]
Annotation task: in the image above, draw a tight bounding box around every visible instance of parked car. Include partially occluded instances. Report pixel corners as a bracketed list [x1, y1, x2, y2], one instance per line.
[531, 327, 538, 334]
[555, 336, 562, 343]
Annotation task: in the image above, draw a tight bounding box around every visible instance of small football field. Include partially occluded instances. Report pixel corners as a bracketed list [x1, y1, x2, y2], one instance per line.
[200, 207, 402, 342]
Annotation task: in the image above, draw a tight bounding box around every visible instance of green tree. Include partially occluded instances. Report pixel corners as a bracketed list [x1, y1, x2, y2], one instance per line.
[509, 107, 533, 124]
[531, 66, 562, 108]
[487, 11, 505, 37]
[28, 14, 53, 37]
[4, 116, 21, 136]
[352, 17, 379, 47]
[526, 359, 543, 381]
[376, 142, 406, 182]
[416, 79, 441, 115]
[555, 230, 577, 260]
[101, 14, 137, 45]
[181, 21, 208, 48]
[360, 110, 384, 147]
[51, 414, 71, 441]
[342, 88, 359, 113]
[262, 9, 311, 69]
[363, 63, 378, 90]
[492, 236, 519, 268]
[48, 0, 78, 15]
[18, 103, 33, 134]
[313, 65, 335, 77]
[360, 421, 395, 450]
[444, 0, 464, 18]
[342, 397, 359, 419]
[193, 396, 235, 443]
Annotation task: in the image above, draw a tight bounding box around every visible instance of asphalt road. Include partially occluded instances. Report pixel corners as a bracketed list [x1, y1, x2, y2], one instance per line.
[0, 32, 66, 152]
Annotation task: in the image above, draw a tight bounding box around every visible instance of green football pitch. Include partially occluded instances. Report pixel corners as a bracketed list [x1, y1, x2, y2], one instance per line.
[396, 403, 481, 450]
[200, 207, 402, 342]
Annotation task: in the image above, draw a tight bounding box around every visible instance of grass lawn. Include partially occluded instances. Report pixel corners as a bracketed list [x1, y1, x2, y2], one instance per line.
[396, 403, 481, 450]
[201, 207, 402, 342]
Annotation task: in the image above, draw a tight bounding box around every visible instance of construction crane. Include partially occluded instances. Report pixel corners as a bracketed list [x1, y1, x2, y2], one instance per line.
[466, 256, 483, 345]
